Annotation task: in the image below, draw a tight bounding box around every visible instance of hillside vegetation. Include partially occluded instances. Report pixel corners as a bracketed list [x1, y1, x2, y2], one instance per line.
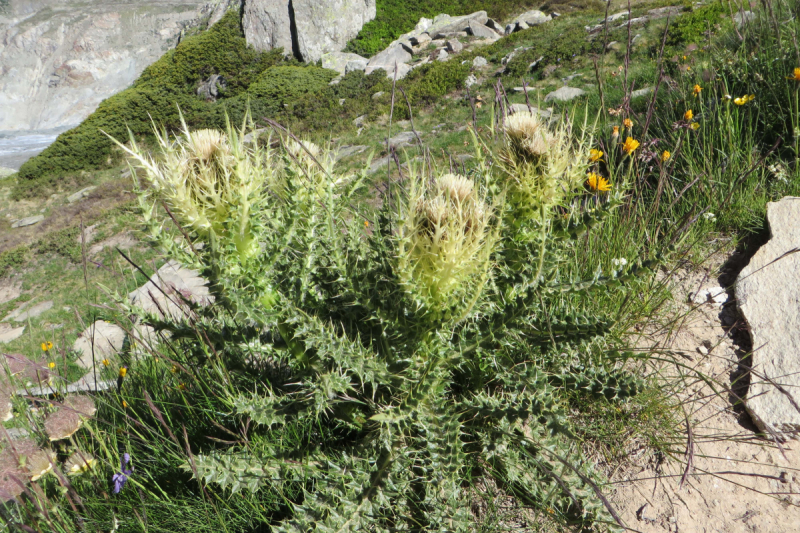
[3, 0, 800, 532]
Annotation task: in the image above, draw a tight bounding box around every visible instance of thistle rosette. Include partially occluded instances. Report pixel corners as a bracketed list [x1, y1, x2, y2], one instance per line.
[396, 172, 497, 320]
[111, 114, 274, 266]
[500, 112, 590, 228]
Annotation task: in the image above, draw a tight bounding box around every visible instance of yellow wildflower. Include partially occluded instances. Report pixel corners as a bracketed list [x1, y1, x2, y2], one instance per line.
[661, 150, 671, 162]
[734, 94, 755, 105]
[48, 362, 56, 369]
[623, 118, 633, 129]
[586, 173, 612, 192]
[121, 400, 128, 409]
[612, 125, 620, 137]
[171, 365, 179, 374]
[41, 341, 53, 352]
[622, 137, 640, 155]
[178, 383, 187, 391]
[589, 149, 604, 162]
[690, 122, 701, 130]
[364, 220, 369, 228]
[101, 359, 110, 367]
[693, 84, 702, 96]
[684, 109, 693, 121]
[788, 68, 800, 82]
[118, 367, 127, 378]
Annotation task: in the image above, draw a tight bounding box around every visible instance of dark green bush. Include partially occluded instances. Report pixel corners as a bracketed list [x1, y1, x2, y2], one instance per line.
[248, 66, 338, 111]
[664, 1, 731, 52]
[0, 245, 28, 278]
[34, 226, 82, 263]
[502, 23, 598, 79]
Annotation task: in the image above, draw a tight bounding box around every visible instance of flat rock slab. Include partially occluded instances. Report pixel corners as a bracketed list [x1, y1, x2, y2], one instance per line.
[0, 323, 25, 344]
[3, 300, 53, 322]
[736, 196, 800, 437]
[11, 215, 44, 228]
[544, 86, 586, 102]
[67, 186, 96, 203]
[129, 260, 212, 321]
[74, 320, 126, 369]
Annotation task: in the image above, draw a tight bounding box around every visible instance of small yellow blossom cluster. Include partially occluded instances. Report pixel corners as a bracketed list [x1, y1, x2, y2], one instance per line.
[684, 109, 701, 130]
[733, 94, 755, 106]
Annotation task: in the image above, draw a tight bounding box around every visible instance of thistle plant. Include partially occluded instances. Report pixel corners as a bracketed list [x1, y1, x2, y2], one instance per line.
[97, 109, 651, 533]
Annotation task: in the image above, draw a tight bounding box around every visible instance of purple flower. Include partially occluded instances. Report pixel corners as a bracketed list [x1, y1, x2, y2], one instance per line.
[112, 453, 133, 494]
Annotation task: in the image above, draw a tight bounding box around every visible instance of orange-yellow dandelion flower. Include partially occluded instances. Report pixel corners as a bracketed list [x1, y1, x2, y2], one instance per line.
[622, 137, 640, 155]
[690, 122, 701, 130]
[364, 220, 369, 228]
[661, 150, 671, 162]
[589, 149, 604, 162]
[48, 362, 56, 369]
[101, 359, 110, 366]
[684, 109, 693, 121]
[623, 118, 633, 129]
[788, 68, 800, 82]
[612, 125, 620, 137]
[121, 400, 128, 409]
[693, 84, 702, 96]
[586, 173, 612, 192]
[118, 367, 127, 378]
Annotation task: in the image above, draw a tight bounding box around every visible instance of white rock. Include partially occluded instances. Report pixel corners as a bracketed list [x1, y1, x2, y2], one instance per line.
[446, 39, 463, 53]
[465, 74, 478, 88]
[436, 49, 449, 62]
[67, 186, 97, 203]
[736, 197, 800, 437]
[129, 260, 213, 321]
[11, 215, 44, 228]
[74, 320, 126, 369]
[0, 323, 25, 344]
[472, 56, 487, 68]
[544, 86, 586, 102]
[689, 286, 727, 306]
[3, 300, 53, 322]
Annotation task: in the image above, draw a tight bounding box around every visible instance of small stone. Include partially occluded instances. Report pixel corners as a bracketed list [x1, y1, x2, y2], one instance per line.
[67, 186, 96, 203]
[338, 98, 346, 106]
[696, 345, 709, 356]
[472, 56, 487, 68]
[544, 86, 586, 103]
[335, 145, 368, 161]
[74, 320, 126, 369]
[11, 215, 44, 228]
[387, 131, 418, 149]
[353, 115, 367, 127]
[371, 91, 385, 100]
[4, 300, 53, 322]
[514, 10, 552, 27]
[437, 49, 449, 62]
[465, 74, 478, 88]
[631, 87, 654, 99]
[467, 20, 498, 39]
[0, 323, 25, 344]
[446, 39, 463, 53]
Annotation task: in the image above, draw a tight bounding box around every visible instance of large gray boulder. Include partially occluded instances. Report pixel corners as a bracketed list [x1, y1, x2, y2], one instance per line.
[736, 197, 800, 437]
[242, 0, 294, 56]
[294, 0, 377, 63]
[243, 0, 376, 63]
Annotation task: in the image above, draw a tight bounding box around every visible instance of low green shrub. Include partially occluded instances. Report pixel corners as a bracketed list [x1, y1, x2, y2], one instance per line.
[0, 245, 28, 277]
[34, 226, 82, 263]
[663, 1, 731, 54]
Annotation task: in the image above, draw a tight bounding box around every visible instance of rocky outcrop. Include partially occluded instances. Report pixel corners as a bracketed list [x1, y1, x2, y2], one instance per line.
[736, 197, 800, 438]
[243, 0, 376, 63]
[0, 0, 229, 133]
